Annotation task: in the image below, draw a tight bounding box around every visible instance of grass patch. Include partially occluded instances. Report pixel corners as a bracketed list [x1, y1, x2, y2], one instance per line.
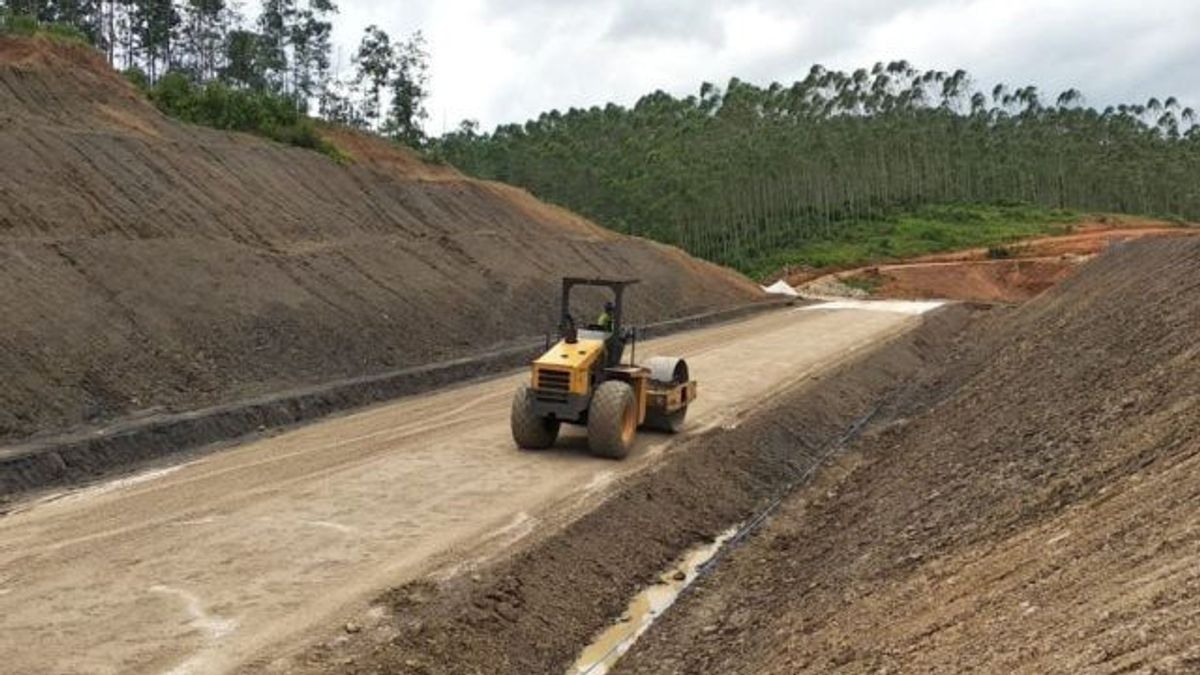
[744, 203, 1080, 279]
[840, 274, 883, 295]
[0, 13, 91, 44]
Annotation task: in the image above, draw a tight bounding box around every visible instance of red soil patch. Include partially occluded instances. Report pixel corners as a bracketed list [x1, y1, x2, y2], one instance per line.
[320, 126, 463, 182]
[851, 258, 1083, 303]
[910, 223, 1193, 263]
[801, 221, 1198, 303]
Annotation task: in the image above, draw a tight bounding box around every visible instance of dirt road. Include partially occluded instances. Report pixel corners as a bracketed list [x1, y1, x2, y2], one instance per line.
[0, 306, 924, 674]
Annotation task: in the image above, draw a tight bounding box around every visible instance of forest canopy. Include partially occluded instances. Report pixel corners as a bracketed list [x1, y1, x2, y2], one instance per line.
[431, 64, 1199, 273]
[3, 5, 1197, 276]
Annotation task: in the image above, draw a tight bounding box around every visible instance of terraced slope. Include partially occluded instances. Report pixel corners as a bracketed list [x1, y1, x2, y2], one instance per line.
[0, 37, 761, 443]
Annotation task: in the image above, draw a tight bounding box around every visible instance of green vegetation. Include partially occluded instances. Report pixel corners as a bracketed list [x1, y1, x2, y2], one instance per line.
[2, 0, 430, 154]
[135, 71, 343, 159]
[742, 203, 1076, 278]
[433, 66, 1198, 276]
[7, 5, 1197, 279]
[0, 12, 88, 43]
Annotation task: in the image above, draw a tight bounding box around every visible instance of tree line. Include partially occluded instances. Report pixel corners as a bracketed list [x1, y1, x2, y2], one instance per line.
[432, 64, 1200, 272]
[0, 0, 430, 146]
[4, 8, 1197, 274]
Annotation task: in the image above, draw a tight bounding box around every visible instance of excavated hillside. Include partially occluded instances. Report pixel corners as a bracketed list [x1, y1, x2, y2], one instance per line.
[0, 37, 761, 444]
[619, 237, 1200, 672]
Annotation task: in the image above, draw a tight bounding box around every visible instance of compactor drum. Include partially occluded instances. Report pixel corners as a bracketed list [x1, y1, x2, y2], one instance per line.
[511, 278, 697, 459]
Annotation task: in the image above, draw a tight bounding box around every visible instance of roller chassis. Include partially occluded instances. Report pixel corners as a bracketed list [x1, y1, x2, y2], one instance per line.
[528, 366, 696, 428]
[511, 277, 698, 459]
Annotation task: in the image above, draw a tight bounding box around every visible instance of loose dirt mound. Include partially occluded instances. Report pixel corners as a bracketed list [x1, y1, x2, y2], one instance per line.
[0, 37, 761, 445]
[619, 237, 1200, 672]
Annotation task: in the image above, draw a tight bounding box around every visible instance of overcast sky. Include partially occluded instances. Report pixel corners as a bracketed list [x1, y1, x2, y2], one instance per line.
[326, 0, 1200, 134]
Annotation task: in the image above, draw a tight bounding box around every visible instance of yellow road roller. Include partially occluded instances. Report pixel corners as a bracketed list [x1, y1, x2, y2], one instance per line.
[511, 278, 697, 459]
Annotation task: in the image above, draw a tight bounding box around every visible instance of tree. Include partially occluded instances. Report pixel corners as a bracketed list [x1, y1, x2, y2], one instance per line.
[352, 24, 392, 128]
[289, 0, 334, 105]
[432, 66, 1200, 272]
[221, 29, 268, 90]
[382, 30, 428, 146]
[179, 0, 225, 81]
[348, 25, 430, 144]
[255, 0, 293, 92]
[130, 0, 178, 79]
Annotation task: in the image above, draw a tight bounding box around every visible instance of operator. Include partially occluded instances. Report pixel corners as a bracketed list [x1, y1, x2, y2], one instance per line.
[596, 301, 615, 332]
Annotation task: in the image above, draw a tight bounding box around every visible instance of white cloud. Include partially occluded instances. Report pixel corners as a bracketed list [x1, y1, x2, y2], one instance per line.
[323, 0, 1200, 132]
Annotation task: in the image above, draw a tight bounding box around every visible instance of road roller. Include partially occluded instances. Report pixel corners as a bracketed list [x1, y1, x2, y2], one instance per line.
[510, 277, 697, 459]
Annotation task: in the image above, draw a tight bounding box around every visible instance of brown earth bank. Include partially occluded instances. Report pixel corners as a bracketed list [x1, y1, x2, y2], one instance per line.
[792, 220, 1197, 304]
[905, 220, 1192, 263]
[617, 236, 1200, 673]
[0, 36, 761, 446]
[846, 257, 1080, 303]
[270, 304, 983, 675]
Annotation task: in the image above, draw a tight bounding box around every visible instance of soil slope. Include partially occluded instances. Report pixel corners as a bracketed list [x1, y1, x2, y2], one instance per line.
[0, 37, 760, 443]
[620, 237, 1200, 672]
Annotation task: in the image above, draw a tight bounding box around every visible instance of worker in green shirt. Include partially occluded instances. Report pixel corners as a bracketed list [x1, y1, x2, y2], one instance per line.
[596, 301, 615, 331]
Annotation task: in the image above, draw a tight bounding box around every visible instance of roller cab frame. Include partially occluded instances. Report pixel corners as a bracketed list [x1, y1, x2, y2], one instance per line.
[511, 278, 697, 459]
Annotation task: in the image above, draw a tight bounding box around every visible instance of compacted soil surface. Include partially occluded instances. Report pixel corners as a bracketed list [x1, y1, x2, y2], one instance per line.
[256, 302, 977, 675]
[0, 305, 935, 674]
[618, 236, 1200, 673]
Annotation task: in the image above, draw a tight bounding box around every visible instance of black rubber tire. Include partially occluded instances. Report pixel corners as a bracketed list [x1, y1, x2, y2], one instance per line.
[511, 385, 560, 449]
[587, 381, 637, 459]
[645, 406, 687, 433]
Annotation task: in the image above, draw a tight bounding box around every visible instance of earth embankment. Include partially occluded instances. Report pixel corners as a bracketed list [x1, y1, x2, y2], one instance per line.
[620, 236, 1200, 673]
[0, 37, 761, 449]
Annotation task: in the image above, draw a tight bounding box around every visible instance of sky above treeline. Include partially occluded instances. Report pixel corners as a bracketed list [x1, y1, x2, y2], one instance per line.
[325, 0, 1200, 133]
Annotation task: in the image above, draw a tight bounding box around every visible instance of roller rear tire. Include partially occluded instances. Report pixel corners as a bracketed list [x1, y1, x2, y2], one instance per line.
[511, 385, 560, 449]
[645, 406, 687, 433]
[587, 381, 637, 459]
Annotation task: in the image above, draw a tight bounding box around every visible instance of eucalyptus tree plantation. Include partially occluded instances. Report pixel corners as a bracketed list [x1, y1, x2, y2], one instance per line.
[434, 63, 1200, 271]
